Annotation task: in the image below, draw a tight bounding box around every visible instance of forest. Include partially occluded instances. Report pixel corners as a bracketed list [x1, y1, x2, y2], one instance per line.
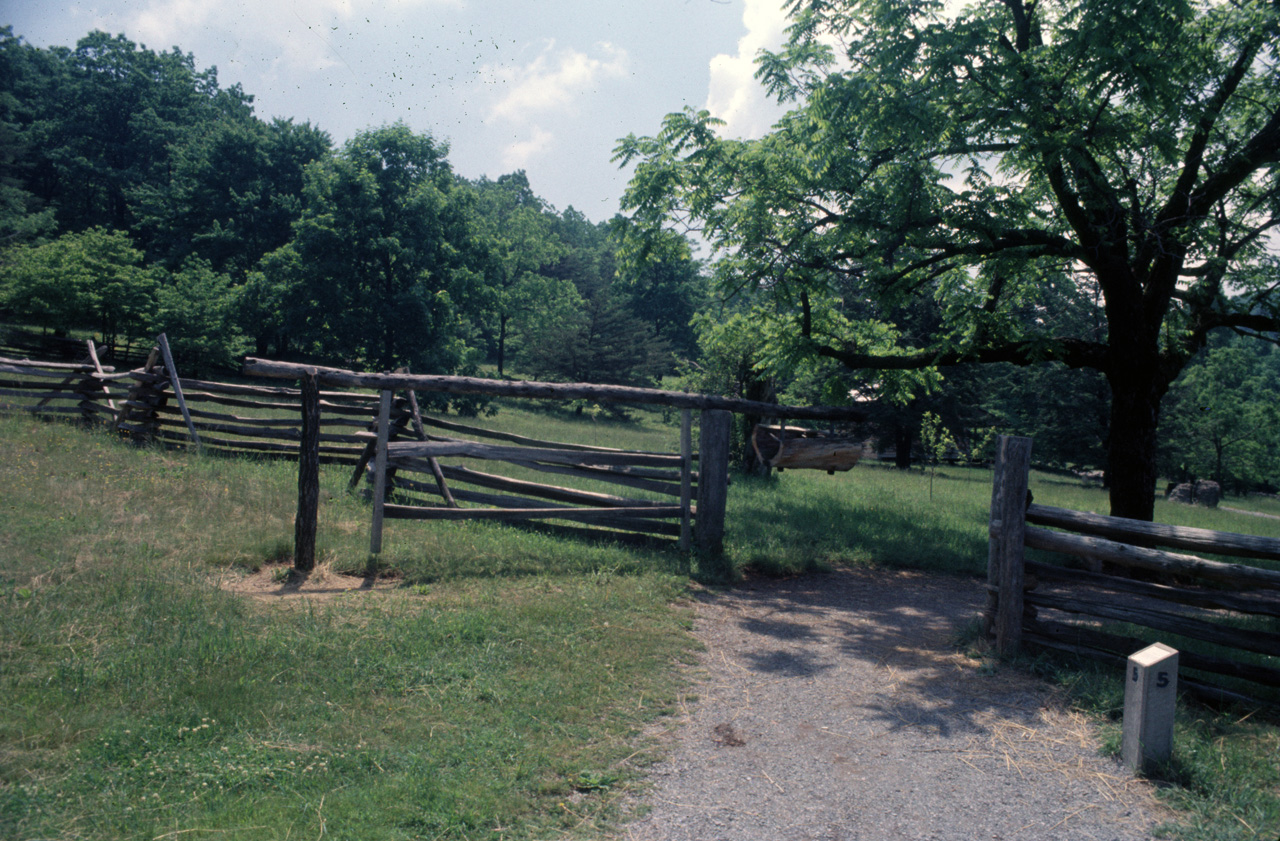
[0, 25, 1277, 496]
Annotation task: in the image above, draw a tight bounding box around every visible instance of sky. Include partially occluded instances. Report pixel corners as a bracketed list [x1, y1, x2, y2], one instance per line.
[5, 0, 795, 221]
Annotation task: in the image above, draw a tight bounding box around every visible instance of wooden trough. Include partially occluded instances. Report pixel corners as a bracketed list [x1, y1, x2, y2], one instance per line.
[751, 424, 865, 474]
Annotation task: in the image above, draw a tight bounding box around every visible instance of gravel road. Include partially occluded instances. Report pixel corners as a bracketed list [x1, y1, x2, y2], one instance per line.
[616, 567, 1174, 841]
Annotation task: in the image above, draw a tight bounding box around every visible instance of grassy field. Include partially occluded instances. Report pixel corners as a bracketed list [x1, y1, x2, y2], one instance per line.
[1, 407, 1278, 840]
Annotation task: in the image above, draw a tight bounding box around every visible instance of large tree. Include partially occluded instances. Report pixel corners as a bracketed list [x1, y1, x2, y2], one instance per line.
[617, 0, 1280, 520]
[469, 171, 565, 376]
[265, 123, 482, 374]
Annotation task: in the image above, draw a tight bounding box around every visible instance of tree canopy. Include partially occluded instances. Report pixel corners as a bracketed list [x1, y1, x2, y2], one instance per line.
[617, 0, 1280, 519]
[0, 28, 705, 391]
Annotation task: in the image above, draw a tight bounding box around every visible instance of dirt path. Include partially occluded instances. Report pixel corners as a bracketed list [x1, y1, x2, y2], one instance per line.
[618, 567, 1174, 841]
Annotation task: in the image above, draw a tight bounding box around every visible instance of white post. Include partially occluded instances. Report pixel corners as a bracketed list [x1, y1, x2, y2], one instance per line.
[1122, 642, 1178, 773]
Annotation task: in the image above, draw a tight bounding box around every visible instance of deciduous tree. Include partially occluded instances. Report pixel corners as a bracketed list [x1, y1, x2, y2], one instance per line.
[618, 0, 1280, 520]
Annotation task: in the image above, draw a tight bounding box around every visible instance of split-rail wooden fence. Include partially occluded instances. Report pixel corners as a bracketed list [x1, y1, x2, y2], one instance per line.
[987, 435, 1280, 708]
[242, 357, 868, 575]
[0, 342, 126, 424]
[1, 341, 868, 578]
[2, 338, 389, 464]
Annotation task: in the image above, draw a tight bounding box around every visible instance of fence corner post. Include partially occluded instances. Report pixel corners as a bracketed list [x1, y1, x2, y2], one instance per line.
[989, 435, 1032, 657]
[294, 368, 320, 573]
[696, 408, 731, 575]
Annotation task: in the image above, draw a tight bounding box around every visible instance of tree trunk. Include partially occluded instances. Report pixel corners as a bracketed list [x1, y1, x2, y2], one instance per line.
[740, 375, 776, 475]
[497, 314, 508, 377]
[894, 425, 912, 470]
[1106, 369, 1166, 522]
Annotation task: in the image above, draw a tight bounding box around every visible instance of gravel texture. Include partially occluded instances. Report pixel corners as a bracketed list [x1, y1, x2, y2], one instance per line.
[617, 567, 1174, 841]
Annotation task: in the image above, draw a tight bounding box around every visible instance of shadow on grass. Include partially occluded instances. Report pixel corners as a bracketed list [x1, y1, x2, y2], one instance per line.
[727, 475, 990, 578]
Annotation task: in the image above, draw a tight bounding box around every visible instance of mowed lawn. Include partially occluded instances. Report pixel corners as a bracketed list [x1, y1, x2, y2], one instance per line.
[2, 408, 1278, 840]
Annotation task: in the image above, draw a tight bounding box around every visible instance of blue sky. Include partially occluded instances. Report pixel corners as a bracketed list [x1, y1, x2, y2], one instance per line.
[6, 0, 794, 220]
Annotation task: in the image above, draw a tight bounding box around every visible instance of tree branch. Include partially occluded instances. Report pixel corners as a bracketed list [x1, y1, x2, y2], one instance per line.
[814, 336, 1108, 372]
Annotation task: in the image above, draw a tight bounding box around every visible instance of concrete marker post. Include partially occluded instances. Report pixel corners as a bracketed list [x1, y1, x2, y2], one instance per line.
[1122, 642, 1178, 774]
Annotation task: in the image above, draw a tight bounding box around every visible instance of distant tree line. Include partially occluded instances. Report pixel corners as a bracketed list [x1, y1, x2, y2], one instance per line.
[1, 26, 1274, 495]
[0, 28, 704, 397]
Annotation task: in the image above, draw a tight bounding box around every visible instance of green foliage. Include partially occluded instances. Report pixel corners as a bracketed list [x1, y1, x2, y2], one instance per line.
[609, 217, 707, 360]
[522, 287, 671, 390]
[27, 31, 255, 234]
[0, 30, 55, 247]
[1160, 339, 1280, 492]
[270, 123, 482, 374]
[0, 227, 155, 354]
[920, 411, 995, 499]
[0, 26, 714, 392]
[468, 172, 567, 376]
[154, 259, 247, 375]
[134, 116, 331, 280]
[617, 0, 1280, 520]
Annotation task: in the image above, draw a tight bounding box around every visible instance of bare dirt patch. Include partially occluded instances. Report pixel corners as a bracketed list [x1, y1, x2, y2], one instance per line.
[217, 562, 402, 604]
[619, 566, 1176, 841]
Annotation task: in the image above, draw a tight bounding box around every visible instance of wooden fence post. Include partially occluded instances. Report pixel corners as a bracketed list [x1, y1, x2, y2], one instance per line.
[697, 409, 731, 571]
[989, 435, 1032, 657]
[369, 389, 393, 555]
[295, 368, 320, 572]
[83, 340, 116, 422]
[679, 409, 693, 553]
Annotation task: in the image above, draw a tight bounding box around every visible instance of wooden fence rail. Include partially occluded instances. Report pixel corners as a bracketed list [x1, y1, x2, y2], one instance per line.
[987, 435, 1280, 707]
[0, 347, 127, 424]
[368, 419, 698, 544]
[8, 348, 849, 576]
[360, 389, 723, 557]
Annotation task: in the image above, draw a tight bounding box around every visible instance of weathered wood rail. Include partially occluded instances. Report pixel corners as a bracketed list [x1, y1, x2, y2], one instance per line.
[363, 396, 704, 551]
[5, 347, 868, 577]
[245, 357, 868, 573]
[987, 435, 1280, 707]
[0, 346, 127, 423]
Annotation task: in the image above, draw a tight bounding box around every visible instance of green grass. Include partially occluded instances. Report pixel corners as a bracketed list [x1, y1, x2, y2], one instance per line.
[0, 416, 697, 840]
[2, 411, 1279, 840]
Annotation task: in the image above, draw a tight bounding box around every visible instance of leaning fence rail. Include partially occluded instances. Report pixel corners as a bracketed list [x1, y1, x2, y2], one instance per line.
[987, 435, 1280, 707]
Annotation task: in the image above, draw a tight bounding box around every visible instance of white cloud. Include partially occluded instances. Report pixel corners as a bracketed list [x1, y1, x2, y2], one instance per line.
[705, 0, 790, 139]
[484, 41, 629, 124]
[122, 0, 461, 75]
[500, 125, 554, 169]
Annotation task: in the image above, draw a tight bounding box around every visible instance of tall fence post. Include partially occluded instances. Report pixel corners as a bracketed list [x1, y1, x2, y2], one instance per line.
[697, 409, 731, 573]
[295, 368, 320, 573]
[679, 408, 693, 554]
[369, 389, 393, 556]
[989, 435, 1032, 657]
